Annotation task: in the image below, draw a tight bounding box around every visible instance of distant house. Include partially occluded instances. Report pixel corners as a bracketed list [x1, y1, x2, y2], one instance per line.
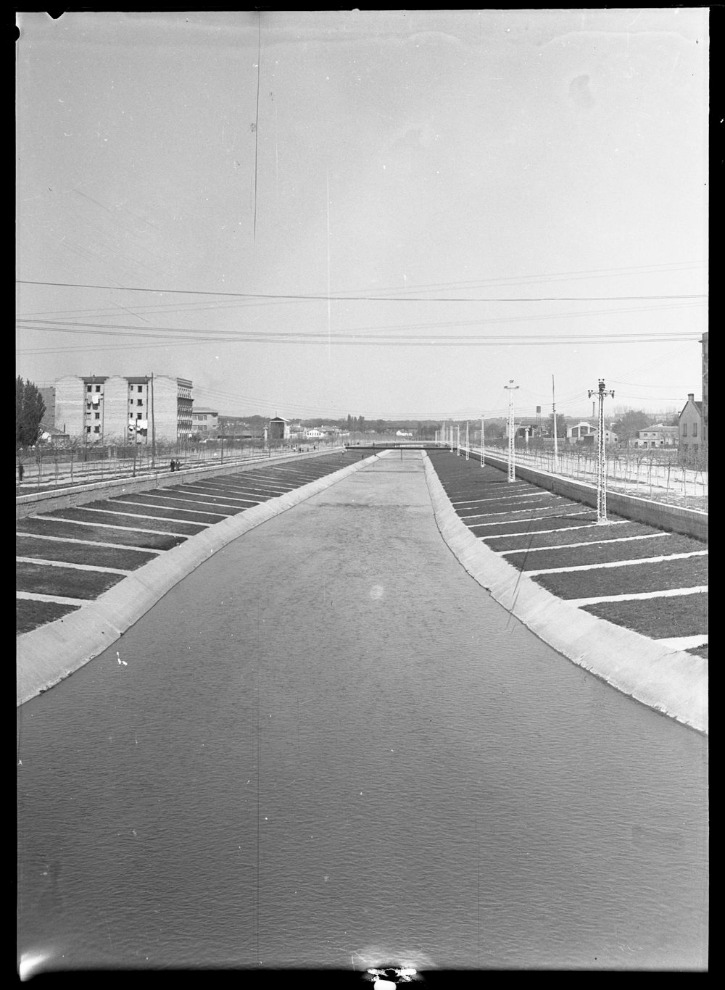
[566, 421, 596, 444]
[634, 425, 678, 449]
[268, 416, 290, 440]
[305, 428, 324, 439]
[679, 393, 704, 461]
[191, 407, 219, 435]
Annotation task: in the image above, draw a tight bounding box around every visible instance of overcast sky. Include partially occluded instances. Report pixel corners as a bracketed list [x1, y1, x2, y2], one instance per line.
[16, 9, 708, 421]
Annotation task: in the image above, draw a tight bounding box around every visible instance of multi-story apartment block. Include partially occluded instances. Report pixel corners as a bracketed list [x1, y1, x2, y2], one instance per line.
[53, 374, 193, 443]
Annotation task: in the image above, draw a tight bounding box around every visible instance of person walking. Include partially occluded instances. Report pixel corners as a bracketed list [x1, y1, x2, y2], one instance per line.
[170, 459, 175, 472]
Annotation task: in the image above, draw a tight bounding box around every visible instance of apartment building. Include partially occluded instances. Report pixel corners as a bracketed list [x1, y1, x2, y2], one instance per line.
[53, 374, 193, 443]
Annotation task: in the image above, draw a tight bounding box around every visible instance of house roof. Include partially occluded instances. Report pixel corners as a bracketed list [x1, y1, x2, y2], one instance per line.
[679, 398, 703, 418]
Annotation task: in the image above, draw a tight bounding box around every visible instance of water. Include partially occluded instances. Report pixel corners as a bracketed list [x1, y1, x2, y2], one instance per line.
[17, 453, 708, 972]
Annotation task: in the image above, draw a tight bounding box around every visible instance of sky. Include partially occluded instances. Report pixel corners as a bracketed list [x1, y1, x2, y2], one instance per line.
[16, 9, 708, 422]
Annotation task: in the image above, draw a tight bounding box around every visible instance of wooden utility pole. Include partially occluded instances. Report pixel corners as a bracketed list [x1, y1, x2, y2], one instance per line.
[150, 373, 156, 469]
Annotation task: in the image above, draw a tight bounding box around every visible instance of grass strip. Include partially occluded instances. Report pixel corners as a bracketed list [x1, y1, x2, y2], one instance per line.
[16, 536, 157, 571]
[16, 561, 126, 599]
[483, 521, 656, 552]
[457, 496, 562, 517]
[16, 517, 185, 550]
[471, 515, 600, 537]
[95, 498, 222, 524]
[532, 556, 709, 599]
[582, 593, 708, 639]
[686, 645, 708, 660]
[17, 598, 81, 635]
[508, 533, 705, 572]
[50, 507, 207, 535]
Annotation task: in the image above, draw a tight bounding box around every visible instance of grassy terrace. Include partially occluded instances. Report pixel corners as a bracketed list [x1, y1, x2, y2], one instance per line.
[17, 598, 80, 635]
[17, 560, 126, 598]
[533, 556, 708, 598]
[503, 532, 704, 571]
[16, 450, 364, 636]
[427, 449, 708, 659]
[16, 536, 157, 571]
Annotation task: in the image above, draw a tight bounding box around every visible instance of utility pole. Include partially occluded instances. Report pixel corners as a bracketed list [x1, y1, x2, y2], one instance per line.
[480, 415, 485, 467]
[150, 373, 156, 470]
[465, 421, 469, 460]
[588, 378, 615, 524]
[552, 374, 559, 474]
[505, 379, 519, 482]
[456, 424, 461, 455]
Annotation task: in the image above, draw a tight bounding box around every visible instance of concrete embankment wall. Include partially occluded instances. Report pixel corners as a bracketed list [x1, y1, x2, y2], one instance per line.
[17, 452, 378, 706]
[16, 447, 345, 520]
[423, 453, 707, 735]
[477, 450, 707, 542]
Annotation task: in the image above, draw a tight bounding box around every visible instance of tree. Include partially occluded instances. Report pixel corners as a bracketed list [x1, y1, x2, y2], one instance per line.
[546, 412, 570, 438]
[16, 377, 46, 448]
[611, 410, 651, 445]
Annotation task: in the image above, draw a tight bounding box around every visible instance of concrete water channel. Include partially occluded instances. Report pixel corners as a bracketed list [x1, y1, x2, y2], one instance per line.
[17, 449, 708, 973]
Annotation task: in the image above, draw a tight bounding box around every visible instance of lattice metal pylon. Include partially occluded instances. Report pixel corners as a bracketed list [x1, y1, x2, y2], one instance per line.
[505, 380, 519, 482]
[588, 379, 615, 523]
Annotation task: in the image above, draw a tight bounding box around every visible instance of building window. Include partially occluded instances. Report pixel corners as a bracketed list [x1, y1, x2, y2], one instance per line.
[137, 399, 143, 406]
[138, 385, 143, 393]
[95, 385, 101, 392]
[86, 426, 91, 433]
[94, 425, 100, 433]
[94, 412, 99, 420]
[137, 413, 142, 420]
[683, 423, 687, 437]
[692, 422, 698, 438]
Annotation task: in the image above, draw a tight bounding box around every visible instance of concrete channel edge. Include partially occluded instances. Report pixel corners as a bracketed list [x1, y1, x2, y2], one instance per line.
[17, 452, 381, 706]
[422, 453, 707, 735]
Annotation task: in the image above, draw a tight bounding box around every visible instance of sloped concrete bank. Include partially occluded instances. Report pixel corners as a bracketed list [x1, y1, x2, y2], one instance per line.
[16, 446, 344, 520]
[17, 452, 379, 706]
[475, 449, 707, 542]
[423, 453, 707, 735]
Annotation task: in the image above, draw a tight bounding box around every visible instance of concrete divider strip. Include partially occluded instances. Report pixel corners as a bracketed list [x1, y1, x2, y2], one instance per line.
[17, 453, 380, 706]
[422, 453, 707, 735]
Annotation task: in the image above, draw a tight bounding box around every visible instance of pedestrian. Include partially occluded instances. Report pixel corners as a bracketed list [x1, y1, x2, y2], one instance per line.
[18, 462, 24, 482]
[170, 459, 175, 472]
[175, 460, 181, 471]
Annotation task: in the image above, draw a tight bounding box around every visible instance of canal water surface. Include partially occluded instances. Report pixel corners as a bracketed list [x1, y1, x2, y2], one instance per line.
[17, 452, 708, 972]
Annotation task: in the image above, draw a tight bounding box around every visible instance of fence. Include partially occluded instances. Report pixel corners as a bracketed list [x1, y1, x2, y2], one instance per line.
[15, 437, 341, 493]
[444, 438, 708, 507]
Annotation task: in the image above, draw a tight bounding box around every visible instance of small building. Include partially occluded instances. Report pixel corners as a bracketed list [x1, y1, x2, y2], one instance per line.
[634, 425, 679, 448]
[566, 421, 597, 444]
[268, 416, 290, 440]
[305, 428, 324, 439]
[679, 393, 704, 461]
[191, 407, 219, 436]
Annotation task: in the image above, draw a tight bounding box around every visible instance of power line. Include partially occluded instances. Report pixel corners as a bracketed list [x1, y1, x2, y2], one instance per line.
[15, 278, 706, 303]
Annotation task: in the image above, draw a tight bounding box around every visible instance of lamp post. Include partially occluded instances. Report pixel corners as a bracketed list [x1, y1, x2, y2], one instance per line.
[480, 415, 485, 467]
